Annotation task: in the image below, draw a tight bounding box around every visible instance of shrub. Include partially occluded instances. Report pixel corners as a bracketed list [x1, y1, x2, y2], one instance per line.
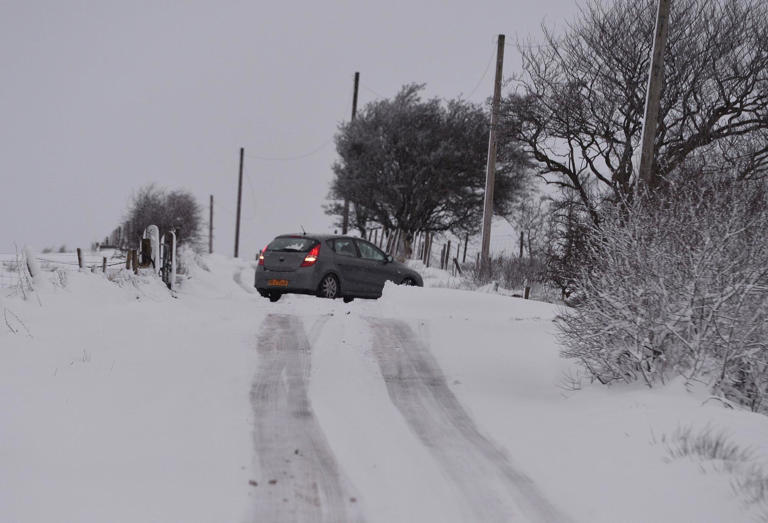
[556, 176, 768, 412]
[467, 254, 546, 290]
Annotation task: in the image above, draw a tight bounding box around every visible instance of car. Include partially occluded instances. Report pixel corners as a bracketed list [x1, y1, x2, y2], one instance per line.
[254, 233, 423, 302]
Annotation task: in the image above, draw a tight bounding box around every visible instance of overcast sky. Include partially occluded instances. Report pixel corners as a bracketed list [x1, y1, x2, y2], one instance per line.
[1, 0, 578, 259]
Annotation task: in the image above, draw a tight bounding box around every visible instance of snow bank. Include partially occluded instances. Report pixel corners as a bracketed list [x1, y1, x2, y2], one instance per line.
[0, 258, 260, 523]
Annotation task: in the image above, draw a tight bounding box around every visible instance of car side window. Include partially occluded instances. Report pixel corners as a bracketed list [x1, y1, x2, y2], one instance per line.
[356, 240, 386, 261]
[333, 238, 359, 257]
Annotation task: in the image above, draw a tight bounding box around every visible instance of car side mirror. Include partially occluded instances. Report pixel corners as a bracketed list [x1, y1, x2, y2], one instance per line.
[385, 254, 394, 264]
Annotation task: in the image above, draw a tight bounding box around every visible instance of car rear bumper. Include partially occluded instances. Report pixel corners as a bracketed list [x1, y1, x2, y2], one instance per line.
[255, 267, 319, 294]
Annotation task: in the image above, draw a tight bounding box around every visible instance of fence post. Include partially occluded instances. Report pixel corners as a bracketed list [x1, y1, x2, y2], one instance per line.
[102, 257, 107, 273]
[447, 240, 452, 270]
[131, 250, 139, 275]
[463, 234, 468, 263]
[392, 229, 400, 257]
[426, 234, 433, 267]
[417, 231, 423, 260]
[140, 238, 152, 267]
[453, 257, 463, 276]
[125, 251, 131, 270]
[524, 286, 531, 300]
[76, 248, 83, 269]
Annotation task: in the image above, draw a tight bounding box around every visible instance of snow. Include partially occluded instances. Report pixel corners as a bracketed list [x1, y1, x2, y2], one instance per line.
[2, 252, 767, 522]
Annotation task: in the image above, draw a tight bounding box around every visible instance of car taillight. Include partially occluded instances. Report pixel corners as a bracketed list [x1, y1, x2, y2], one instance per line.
[301, 244, 320, 267]
[258, 244, 268, 266]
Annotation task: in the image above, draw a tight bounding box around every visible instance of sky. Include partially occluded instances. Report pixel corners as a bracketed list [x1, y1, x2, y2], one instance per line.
[0, 0, 579, 259]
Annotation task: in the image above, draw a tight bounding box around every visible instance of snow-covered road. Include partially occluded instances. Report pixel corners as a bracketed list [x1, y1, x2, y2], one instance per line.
[249, 312, 567, 522]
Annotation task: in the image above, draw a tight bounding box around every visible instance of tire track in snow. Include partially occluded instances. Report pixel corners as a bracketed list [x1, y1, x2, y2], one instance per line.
[250, 314, 363, 522]
[368, 318, 571, 523]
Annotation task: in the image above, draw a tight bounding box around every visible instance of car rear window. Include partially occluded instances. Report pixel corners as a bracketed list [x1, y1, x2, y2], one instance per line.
[267, 237, 318, 252]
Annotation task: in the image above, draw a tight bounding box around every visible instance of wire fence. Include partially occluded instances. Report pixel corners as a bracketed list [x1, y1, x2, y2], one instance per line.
[0, 250, 127, 289]
[0, 270, 19, 290]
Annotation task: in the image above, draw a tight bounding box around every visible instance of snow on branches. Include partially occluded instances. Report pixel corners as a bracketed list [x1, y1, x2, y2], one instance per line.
[557, 176, 768, 413]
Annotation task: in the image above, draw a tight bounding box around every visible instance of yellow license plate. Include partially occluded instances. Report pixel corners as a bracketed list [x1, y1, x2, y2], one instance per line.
[268, 279, 289, 287]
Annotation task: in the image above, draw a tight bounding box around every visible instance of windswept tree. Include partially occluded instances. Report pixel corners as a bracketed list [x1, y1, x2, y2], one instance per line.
[328, 84, 531, 256]
[501, 0, 768, 223]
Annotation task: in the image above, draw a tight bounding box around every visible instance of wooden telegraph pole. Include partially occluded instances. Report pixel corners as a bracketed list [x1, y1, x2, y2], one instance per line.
[638, 0, 671, 188]
[480, 34, 505, 269]
[342, 72, 360, 235]
[209, 194, 214, 254]
[234, 147, 244, 258]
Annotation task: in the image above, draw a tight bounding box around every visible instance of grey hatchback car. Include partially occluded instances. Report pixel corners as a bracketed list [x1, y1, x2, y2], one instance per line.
[254, 233, 423, 302]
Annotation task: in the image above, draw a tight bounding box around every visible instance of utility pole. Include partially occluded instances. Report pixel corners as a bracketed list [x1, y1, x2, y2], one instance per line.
[480, 34, 505, 269]
[638, 0, 671, 189]
[209, 194, 214, 254]
[234, 147, 244, 258]
[342, 71, 360, 235]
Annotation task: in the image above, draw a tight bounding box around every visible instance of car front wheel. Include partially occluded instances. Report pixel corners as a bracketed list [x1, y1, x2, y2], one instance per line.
[319, 274, 339, 299]
[401, 277, 416, 286]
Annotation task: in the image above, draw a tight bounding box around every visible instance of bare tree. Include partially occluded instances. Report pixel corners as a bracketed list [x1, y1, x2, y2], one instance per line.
[123, 185, 202, 248]
[501, 0, 768, 222]
[541, 188, 593, 297]
[504, 191, 548, 259]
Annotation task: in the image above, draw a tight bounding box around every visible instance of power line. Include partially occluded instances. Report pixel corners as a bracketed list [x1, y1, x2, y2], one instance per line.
[463, 45, 496, 100]
[506, 42, 549, 49]
[360, 83, 386, 100]
[244, 137, 334, 162]
[244, 171, 261, 220]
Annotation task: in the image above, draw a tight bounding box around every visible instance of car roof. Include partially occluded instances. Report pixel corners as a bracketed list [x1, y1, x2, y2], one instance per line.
[274, 233, 374, 242]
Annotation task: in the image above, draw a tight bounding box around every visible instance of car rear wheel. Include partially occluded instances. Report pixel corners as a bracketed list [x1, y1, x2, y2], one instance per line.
[343, 296, 354, 303]
[268, 293, 282, 302]
[318, 274, 339, 299]
[401, 277, 416, 286]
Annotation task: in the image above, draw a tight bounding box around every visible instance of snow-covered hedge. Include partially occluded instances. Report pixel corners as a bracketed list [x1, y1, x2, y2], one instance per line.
[557, 176, 768, 413]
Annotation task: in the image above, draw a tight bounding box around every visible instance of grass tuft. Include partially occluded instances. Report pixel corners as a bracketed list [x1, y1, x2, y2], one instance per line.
[660, 425, 768, 517]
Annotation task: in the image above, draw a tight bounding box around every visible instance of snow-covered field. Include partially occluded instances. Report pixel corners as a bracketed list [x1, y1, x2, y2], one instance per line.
[2, 252, 767, 522]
